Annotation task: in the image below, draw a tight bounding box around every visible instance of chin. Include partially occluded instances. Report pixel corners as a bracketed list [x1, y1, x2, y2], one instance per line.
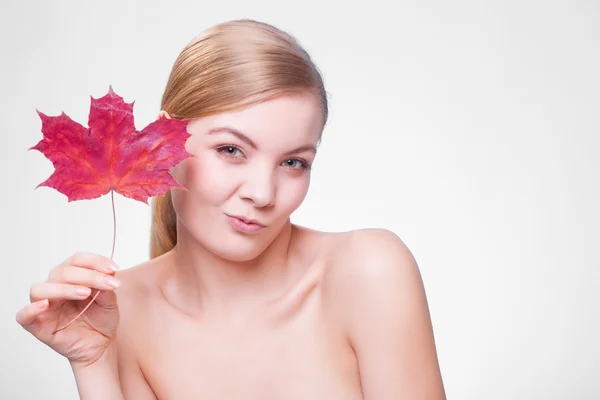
[213, 240, 269, 262]
[177, 224, 273, 264]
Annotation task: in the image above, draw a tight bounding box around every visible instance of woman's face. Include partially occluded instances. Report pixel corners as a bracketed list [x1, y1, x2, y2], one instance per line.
[170, 92, 323, 261]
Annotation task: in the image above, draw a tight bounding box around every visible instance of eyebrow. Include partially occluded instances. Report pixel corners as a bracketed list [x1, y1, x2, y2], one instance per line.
[207, 126, 317, 155]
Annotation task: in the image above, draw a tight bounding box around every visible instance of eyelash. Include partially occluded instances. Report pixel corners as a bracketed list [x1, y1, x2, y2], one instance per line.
[216, 144, 312, 170]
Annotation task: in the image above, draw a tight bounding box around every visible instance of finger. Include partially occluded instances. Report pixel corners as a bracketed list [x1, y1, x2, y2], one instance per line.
[55, 252, 118, 275]
[30, 282, 93, 303]
[16, 299, 49, 332]
[48, 266, 121, 292]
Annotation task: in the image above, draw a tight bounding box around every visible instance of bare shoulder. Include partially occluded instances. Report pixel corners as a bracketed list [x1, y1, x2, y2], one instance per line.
[110, 255, 171, 357]
[111, 257, 163, 345]
[320, 228, 446, 399]
[111, 257, 166, 398]
[322, 228, 421, 294]
[113, 257, 162, 312]
[317, 227, 424, 327]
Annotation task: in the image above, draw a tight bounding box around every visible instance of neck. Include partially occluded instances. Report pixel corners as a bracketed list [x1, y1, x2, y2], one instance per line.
[167, 221, 301, 320]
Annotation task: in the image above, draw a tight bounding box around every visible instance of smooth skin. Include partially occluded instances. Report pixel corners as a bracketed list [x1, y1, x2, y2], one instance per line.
[17, 92, 446, 399]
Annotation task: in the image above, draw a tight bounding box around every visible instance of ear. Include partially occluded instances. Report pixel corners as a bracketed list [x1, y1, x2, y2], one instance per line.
[157, 110, 172, 120]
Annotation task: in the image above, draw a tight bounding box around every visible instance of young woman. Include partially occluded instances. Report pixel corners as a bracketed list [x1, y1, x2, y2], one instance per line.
[16, 19, 446, 399]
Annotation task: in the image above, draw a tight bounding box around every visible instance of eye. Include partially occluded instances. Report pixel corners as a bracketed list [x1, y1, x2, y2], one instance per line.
[216, 145, 244, 159]
[282, 158, 311, 170]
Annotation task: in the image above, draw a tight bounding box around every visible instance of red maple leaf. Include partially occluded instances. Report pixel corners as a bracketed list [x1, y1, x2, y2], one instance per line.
[31, 86, 192, 204]
[30, 87, 193, 334]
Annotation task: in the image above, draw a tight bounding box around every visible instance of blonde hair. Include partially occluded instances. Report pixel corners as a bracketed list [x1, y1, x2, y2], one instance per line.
[150, 19, 329, 259]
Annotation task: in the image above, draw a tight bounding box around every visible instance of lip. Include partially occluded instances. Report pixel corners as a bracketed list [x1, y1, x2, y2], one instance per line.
[225, 214, 266, 234]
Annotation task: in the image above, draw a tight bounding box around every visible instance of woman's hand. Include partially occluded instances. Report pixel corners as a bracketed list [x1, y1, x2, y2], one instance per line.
[16, 252, 121, 369]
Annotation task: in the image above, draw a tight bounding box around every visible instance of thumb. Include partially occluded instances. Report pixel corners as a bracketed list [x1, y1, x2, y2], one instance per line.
[93, 288, 117, 310]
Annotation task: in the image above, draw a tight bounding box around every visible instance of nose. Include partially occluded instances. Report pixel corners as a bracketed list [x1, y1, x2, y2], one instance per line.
[238, 166, 276, 208]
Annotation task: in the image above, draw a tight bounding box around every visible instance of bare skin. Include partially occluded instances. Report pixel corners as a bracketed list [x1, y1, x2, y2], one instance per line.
[116, 225, 366, 399]
[17, 93, 446, 399]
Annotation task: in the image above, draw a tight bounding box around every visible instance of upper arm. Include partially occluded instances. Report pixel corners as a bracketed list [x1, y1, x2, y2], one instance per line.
[114, 271, 158, 400]
[116, 335, 158, 400]
[334, 229, 446, 399]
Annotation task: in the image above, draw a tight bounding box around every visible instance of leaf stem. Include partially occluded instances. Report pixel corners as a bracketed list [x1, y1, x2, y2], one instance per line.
[52, 190, 117, 334]
[111, 189, 116, 259]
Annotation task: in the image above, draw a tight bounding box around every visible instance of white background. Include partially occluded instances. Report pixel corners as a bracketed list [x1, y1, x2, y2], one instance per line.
[1, 1, 598, 399]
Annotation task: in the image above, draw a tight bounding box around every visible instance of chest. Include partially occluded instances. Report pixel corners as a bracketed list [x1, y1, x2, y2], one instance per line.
[138, 293, 363, 399]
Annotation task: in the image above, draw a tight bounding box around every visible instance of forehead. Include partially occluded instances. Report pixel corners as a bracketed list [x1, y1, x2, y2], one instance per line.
[186, 93, 323, 147]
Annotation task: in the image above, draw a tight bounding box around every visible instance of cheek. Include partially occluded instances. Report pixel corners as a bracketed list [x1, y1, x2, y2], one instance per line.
[277, 175, 311, 213]
[170, 157, 233, 234]
[175, 155, 236, 200]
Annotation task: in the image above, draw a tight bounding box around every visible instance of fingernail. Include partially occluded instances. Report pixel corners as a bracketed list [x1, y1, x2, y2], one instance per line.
[105, 276, 121, 288]
[75, 287, 91, 297]
[38, 299, 49, 309]
[108, 263, 118, 272]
